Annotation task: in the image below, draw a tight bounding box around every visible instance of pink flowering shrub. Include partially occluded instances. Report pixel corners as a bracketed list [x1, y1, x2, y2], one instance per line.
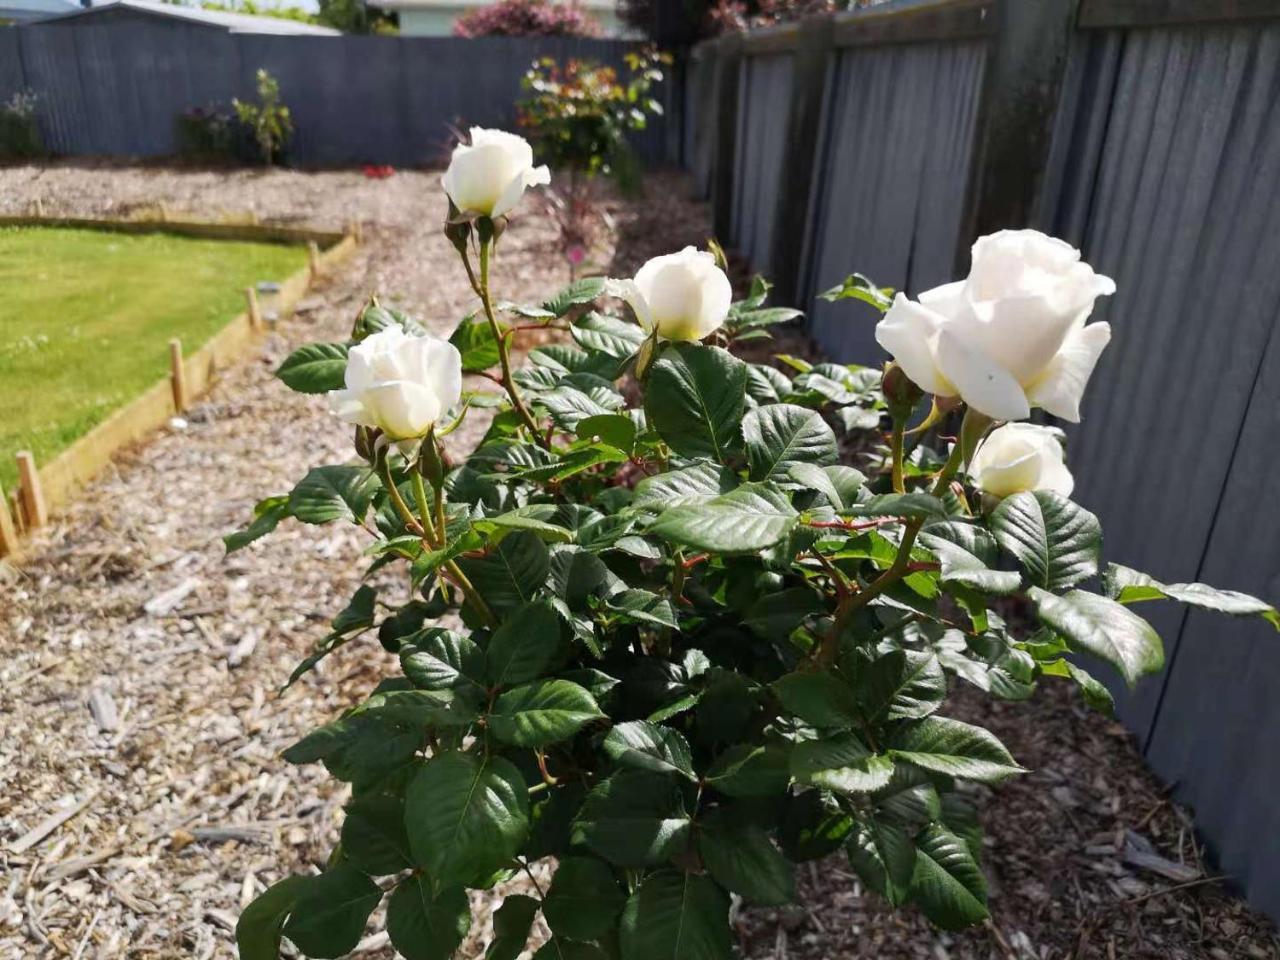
[454, 0, 601, 37]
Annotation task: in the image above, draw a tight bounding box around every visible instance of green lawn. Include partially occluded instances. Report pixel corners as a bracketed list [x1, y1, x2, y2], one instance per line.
[0, 226, 308, 492]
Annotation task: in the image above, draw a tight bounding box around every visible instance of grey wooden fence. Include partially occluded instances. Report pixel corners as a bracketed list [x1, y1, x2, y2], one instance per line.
[686, 0, 1280, 923]
[0, 8, 677, 167]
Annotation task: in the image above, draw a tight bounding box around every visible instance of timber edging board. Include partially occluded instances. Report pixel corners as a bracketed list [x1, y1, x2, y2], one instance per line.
[0, 218, 359, 559]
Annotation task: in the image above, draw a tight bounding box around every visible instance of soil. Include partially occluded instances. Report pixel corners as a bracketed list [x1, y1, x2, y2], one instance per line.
[0, 160, 1276, 960]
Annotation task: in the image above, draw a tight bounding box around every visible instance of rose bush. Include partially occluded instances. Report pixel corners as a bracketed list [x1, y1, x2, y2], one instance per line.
[234, 137, 1278, 960]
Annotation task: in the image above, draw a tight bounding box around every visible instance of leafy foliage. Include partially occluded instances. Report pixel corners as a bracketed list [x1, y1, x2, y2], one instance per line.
[233, 247, 1277, 960]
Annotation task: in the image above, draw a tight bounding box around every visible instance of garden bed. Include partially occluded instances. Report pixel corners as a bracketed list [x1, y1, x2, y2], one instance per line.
[0, 164, 1274, 960]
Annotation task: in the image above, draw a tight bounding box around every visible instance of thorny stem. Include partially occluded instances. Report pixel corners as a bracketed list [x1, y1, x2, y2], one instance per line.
[890, 415, 906, 494]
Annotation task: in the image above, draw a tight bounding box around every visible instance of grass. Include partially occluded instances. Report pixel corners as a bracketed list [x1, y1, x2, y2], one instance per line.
[0, 226, 308, 493]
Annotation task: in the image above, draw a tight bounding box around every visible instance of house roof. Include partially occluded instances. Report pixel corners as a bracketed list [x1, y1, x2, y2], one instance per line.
[0, 0, 80, 21]
[371, 0, 616, 11]
[34, 0, 342, 34]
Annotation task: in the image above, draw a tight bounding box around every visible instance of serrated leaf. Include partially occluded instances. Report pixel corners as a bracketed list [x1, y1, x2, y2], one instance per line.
[341, 793, 413, 875]
[544, 276, 606, 316]
[644, 343, 747, 461]
[544, 857, 626, 941]
[572, 311, 646, 360]
[851, 649, 946, 721]
[853, 492, 948, 521]
[386, 876, 470, 960]
[572, 770, 691, 865]
[603, 721, 695, 779]
[633, 461, 738, 510]
[458, 531, 550, 617]
[604, 588, 678, 628]
[705, 744, 791, 797]
[619, 870, 731, 960]
[576, 413, 637, 452]
[909, 822, 989, 929]
[484, 895, 539, 960]
[742, 403, 839, 481]
[991, 490, 1101, 590]
[887, 716, 1023, 783]
[281, 864, 381, 959]
[400, 629, 486, 694]
[489, 680, 603, 747]
[405, 752, 529, 885]
[1026, 586, 1163, 687]
[649, 482, 797, 553]
[698, 808, 795, 906]
[474, 505, 575, 543]
[288, 465, 380, 525]
[846, 818, 916, 906]
[486, 599, 566, 687]
[919, 523, 1022, 595]
[225, 495, 289, 553]
[276, 341, 350, 393]
[791, 733, 894, 793]
[1104, 563, 1279, 629]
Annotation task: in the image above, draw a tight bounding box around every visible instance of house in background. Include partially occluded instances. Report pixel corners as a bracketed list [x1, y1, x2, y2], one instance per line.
[10, 0, 342, 32]
[371, 0, 631, 37]
[0, 0, 79, 25]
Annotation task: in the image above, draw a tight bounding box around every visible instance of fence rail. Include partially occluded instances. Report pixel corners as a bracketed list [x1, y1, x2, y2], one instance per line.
[686, 0, 1280, 924]
[0, 14, 678, 168]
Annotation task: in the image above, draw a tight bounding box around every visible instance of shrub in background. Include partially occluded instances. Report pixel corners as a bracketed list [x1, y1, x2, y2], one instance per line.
[0, 91, 45, 161]
[233, 69, 294, 166]
[176, 105, 237, 163]
[455, 0, 601, 37]
[231, 128, 1279, 959]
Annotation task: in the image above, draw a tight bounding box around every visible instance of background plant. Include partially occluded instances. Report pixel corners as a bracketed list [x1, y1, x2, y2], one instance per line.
[233, 69, 293, 167]
[454, 0, 601, 37]
[0, 90, 44, 161]
[230, 192, 1278, 958]
[176, 105, 236, 163]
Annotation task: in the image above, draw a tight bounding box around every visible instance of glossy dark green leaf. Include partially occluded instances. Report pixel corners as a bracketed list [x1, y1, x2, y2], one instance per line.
[1027, 586, 1164, 686]
[288, 465, 380, 525]
[405, 752, 529, 885]
[887, 716, 1023, 783]
[742, 403, 838, 481]
[236, 875, 310, 960]
[909, 822, 989, 929]
[224, 495, 289, 553]
[450, 313, 505, 372]
[991, 490, 1101, 590]
[705, 744, 791, 797]
[649, 483, 797, 553]
[846, 817, 916, 906]
[458, 531, 550, 617]
[851, 649, 946, 722]
[1104, 563, 1279, 629]
[486, 599, 566, 687]
[386, 876, 470, 960]
[698, 808, 795, 905]
[341, 792, 412, 875]
[602, 721, 695, 779]
[489, 680, 603, 747]
[572, 770, 691, 866]
[543, 856, 626, 941]
[572, 311, 646, 360]
[544, 277, 607, 316]
[743, 587, 822, 642]
[779, 790, 853, 861]
[276, 341, 349, 394]
[644, 343, 747, 461]
[632, 461, 738, 511]
[484, 895, 539, 960]
[281, 864, 381, 959]
[401, 629, 486, 694]
[791, 733, 894, 793]
[772, 671, 859, 729]
[602, 588, 678, 629]
[619, 870, 732, 960]
[919, 522, 1022, 595]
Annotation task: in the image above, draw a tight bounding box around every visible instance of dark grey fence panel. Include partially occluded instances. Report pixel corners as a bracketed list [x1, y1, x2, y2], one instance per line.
[2, 24, 671, 168]
[685, 45, 719, 200]
[730, 53, 794, 276]
[0, 31, 24, 103]
[805, 40, 986, 362]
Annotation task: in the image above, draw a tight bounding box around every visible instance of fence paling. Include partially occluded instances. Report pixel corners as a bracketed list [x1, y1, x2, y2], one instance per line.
[0, 481, 20, 558]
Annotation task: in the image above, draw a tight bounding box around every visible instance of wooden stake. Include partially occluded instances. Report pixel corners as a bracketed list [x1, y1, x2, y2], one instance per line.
[307, 240, 321, 280]
[169, 339, 188, 412]
[33, 196, 44, 218]
[245, 286, 262, 331]
[0, 480, 19, 558]
[16, 451, 47, 529]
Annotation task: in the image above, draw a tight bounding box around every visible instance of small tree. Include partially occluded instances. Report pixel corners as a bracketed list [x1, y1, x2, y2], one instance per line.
[233, 69, 293, 166]
[0, 91, 45, 161]
[454, 0, 601, 37]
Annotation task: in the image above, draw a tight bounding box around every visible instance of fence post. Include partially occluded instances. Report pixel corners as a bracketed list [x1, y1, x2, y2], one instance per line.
[769, 14, 835, 306]
[0, 481, 19, 558]
[246, 286, 262, 331]
[955, 0, 1083, 274]
[15, 451, 47, 530]
[170, 339, 188, 412]
[710, 33, 744, 243]
[307, 240, 322, 281]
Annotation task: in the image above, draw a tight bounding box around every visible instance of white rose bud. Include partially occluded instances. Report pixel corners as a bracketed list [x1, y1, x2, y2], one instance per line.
[968, 422, 1074, 499]
[327, 326, 462, 441]
[443, 127, 550, 219]
[875, 229, 1115, 422]
[607, 247, 733, 342]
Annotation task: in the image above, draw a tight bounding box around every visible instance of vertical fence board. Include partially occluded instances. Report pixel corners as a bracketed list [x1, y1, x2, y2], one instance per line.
[729, 53, 794, 275]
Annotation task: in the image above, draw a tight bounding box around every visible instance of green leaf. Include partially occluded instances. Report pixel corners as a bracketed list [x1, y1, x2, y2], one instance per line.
[406, 752, 529, 885]
[489, 680, 603, 747]
[450, 313, 505, 372]
[650, 482, 797, 553]
[236, 875, 310, 960]
[919, 523, 1022, 595]
[341, 793, 413, 875]
[225, 495, 289, 553]
[743, 587, 822, 641]
[288, 465, 380, 525]
[603, 721, 695, 779]
[603, 588, 678, 629]
[705, 744, 791, 797]
[532, 941, 610, 960]
[484, 895, 539, 960]
[486, 599, 566, 687]
[386, 876, 470, 960]
[1026, 586, 1164, 686]
[474, 505, 575, 543]
[544, 857, 626, 941]
[742, 403, 838, 481]
[851, 649, 946, 722]
[772, 671, 859, 728]
[852, 492, 948, 521]
[786, 463, 863, 509]
[633, 461, 738, 510]
[401, 629, 486, 695]
[819, 272, 894, 311]
[458, 531, 551, 617]
[846, 818, 916, 906]
[276, 341, 349, 394]
[887, 716, 1023, 783]
[792, 733, 894, 793]
[990, 490, 1101, 590]
[576, 413, 637, 452]
[779, 790, 853, 861]
[572, 311, 646, 360]
[572, 770, 691, 866]
[909, 822, 989, 930]
[281, 864, 381, 959]
[540, 384, 625, 430]
[644, 343, 747, 461]
[1104, 563, 1279, 629]
[698, 808, 795, 906]
[619, 870, 732, 960]
[544, 276, 606, 316]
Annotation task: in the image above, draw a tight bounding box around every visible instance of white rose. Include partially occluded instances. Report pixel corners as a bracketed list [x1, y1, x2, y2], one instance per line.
[875, 229, 1115, 422]
[607, 247, 733, 342]
[327, 327, 462, 441]
[969, 422, 1073, 499]
[443, 127, 550, 219]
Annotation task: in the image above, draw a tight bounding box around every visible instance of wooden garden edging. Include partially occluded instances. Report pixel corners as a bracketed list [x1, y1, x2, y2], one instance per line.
[0, 216, 359, 559]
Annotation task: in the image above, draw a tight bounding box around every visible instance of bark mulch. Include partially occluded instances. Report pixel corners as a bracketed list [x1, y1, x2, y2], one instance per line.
[0, 161, 1275, 960]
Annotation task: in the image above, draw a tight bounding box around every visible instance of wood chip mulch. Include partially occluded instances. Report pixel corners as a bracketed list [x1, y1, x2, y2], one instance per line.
[0, 161, 1275, 960]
